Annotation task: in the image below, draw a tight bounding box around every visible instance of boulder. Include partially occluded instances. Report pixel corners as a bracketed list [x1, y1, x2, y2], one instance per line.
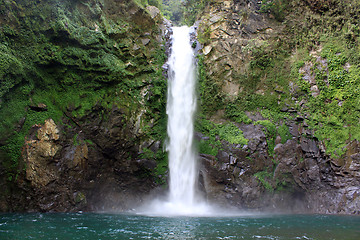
[24, 119, 61, 187]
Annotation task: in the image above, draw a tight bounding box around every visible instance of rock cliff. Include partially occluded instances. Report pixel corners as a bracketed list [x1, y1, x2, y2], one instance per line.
[196, 0, 360, 214]
[0, 0, 170, 212]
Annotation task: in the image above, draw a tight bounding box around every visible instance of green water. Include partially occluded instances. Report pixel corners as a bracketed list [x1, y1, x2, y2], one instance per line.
[0, 213, 359, 239]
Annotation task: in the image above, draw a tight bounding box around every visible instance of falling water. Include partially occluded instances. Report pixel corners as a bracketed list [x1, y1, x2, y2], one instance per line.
[138, 26, 213, 216]
[166, 26, 198, 208]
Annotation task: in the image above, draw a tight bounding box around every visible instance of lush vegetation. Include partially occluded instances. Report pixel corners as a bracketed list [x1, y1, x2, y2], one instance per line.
[1, 0, 360, 197]
[140, 0, 209, 25]
[286, 0, 360, 158]
[195, 115, 248, 156]
[197, 0, 360, 161]
[259, 0, 289, 21]
[296, 38, 360, 157]
[0, 0, 168, 183]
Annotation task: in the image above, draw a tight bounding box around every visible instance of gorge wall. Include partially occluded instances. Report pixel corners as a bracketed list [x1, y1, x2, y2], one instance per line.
[0, 0, 359, 214]
[0, 0, 170, 212]
[195, 0, 360, 214]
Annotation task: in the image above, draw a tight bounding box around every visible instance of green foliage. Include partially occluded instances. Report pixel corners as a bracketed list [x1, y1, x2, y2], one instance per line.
[197, 19, 295, 121]
[199, 24, 294, 159]
[255, 120, 277, 155]
[195, 117, 221, 156]
[230, 41, 292, 114]
[197, 23, 211, 45]
[0, 44, 25, 99]
[161, 0, 183, 24]
[139, 147, 168, 185]
[133, 0, 154, 8]
[0, 89, 65, 166]
[198, 139, 219, 156]
[160, 0, 210, 26]
[0, 132, 24, 175]
[260, 0, 289, 21]
[254, 170, 274, 192]
[153, 150, 168, 185]
[0, 0, 168, 181]
[252, 110, 292, 155]
[197, 55, 224, 114]
[250, 42, 274, 70]
[195, 0, 360, 164]
[256, 120, 277, 136]
[296, 36, 360, 158]
[148, 0, 163, 8]
[218, 123, 248, 145]
[225, 103, 252, 124]
[254, 168, 293, 192]
[73, 133, 79, 146]
[260, 109, 290, 123]
[195, 116, 248, 156]
[181, 0, 208, 26]
[278, 123, 292, 144]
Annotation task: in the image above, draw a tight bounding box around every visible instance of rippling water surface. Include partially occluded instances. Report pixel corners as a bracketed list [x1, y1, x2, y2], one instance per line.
[0, 213, 359, 239]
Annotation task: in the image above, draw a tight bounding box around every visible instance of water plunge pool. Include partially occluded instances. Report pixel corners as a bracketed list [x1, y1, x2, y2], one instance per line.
[1, 213, 359, 239]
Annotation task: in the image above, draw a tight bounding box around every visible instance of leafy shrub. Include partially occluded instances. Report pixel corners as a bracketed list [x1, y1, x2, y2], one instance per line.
[218, 123, 248, 145]
[254, 170, 274, 191]
[225, 103, 252, 124]
[260, 0, 289, 21]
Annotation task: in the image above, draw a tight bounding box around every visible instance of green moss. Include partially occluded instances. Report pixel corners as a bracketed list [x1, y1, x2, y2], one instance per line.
[139, 147, 168, 185]
[296, 36, 360, 157]
[197, 55, 224, 114]
[197, 23, 211, 45]
[195, 0, 360, 164]
[0, 44, 25, 99]
[225, 103, 252, 124]
[254, 168, 294, 192]
[181, 0, 209, 26]
[218, 123, 248, 145]
[255, 120, 277, 155]
[260, 0, 289, 21]
[254, 170, 274, 192]
[153, 150, 168, 185]
[195, 116, 221, 156]
[254, 111, 292, 155]
[73, 133, 79, 146]
[195, 116, 248, 156]
[260, 109, 290, 123]
[0, 0, 167, 181]
[197, 139, 219, 156]
[278, 124, 292, 144]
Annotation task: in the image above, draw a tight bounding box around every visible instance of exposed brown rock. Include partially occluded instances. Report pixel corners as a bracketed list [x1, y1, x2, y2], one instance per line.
[24, 119, 61, 187]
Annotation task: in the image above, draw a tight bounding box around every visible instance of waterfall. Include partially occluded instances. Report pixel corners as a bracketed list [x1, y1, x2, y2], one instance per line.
[136, 26, 249, 217]
[138, 26, 212, 216]
[167, 26, 198, 206]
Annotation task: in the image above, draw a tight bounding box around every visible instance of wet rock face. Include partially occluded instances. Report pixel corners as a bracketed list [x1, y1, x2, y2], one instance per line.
[0, 0, 167, 212]
[25, 119, 61, 187]
[197, 0, 276, 99]
[16, 109, 158, 212]
[194, 0, 360, 214]
[198, 121, 360, 214]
